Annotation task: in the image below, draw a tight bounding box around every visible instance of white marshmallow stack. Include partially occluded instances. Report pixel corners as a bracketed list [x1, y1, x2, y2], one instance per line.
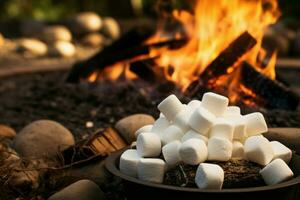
[119, 149, 140, 178]
[208, 137, 232, 161]
[137, 158, 166, 183]
[160, 125, 184, 146]
[179, 139, 208, 165]
[270, 141, 292, 163]
[244, 135, 274, 166]
[181, 130, 208, 144]
[119, 92, 294, 188]
[260, 159, 294, 185]
[137, 132, 161, 157]
[157, 94, 184, 121]
[162, 140, 182, 168]
[195, 163, 224, 189]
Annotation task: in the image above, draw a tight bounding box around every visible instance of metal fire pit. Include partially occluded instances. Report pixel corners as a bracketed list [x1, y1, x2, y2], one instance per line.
[105, 128, 300, 200]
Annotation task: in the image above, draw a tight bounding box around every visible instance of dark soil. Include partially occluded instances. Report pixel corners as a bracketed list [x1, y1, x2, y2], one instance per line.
[164, 159, 264, 189]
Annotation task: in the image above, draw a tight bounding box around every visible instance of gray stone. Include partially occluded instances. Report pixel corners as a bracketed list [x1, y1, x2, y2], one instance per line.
[42, 25, 72, 43]
[71, 12, 103, 34]
[115, 114, 155, 144]
[0, 124, 16, 139]
[48, 180, 106, 200]
[17, 38, 48, 56]
[49, 41, 76, 57]
[13, 120, 75, 158]
[101, 17, 121, 40]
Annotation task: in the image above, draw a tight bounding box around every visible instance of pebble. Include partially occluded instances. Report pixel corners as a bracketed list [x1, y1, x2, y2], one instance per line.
[72, 12, 103, 34]
[101, 17, 121, 40]
[13, 120, 75, 158]
[0, 124, 16, 139]
[42, 25, 72, 43]
[49, 41, 76, 57]
[115, 114, 155, 144]
[48, 180, 106, 200]
[17, 38, 48, 56]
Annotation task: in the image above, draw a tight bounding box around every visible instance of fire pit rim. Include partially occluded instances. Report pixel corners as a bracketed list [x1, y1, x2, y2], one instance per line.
[105, 148, 300, 193]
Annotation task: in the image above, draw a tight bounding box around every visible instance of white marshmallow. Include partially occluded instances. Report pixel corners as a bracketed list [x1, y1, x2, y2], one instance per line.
[187, 100, 202, 111]
[135, 125, 153, 138]
[151, 117, 170, 134]
[137, 132, 161, 157]
[158, 95, 183, 121]
[260, 159, 294, 185]
[195, 163, 224, 189]
[232, 140, 244, 158]
[244, 136, 274, 165]
[208, 137, 232, 161]
[209, 118, 234, 141]
[179, 139, 208, 165]
[159, 113, 165, 118]
[189, 107, 216, 136]
[243, 112, 268, 136]
[223, 106, 241, 117]
[137, 158, 166, 183]
[160, 125, 184, 146]
[119, 149, 140, 178]
[162, 140, 182, 168]
[173, 106, 193, 132]
[181, 130, 208, 144]
[201, 92, 229, 117]
[270, 141, 292, 163]
[130, 141, 137, 149]
[232, 117, 247, 141]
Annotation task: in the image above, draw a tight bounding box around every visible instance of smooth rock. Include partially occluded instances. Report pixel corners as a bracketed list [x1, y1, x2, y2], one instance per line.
[13, 120, 75, 158]
[18, 38, 48, 56]
[81, 33, 107, 47]
[42, 25, 72, 43]
[115, 114, 155, 144]
[72, 12, 103, 34]
[48, 180, 106, 200]
[101, 17, 121, 40]
[49, 41, 76, 57]
[0, 124, 16, 139]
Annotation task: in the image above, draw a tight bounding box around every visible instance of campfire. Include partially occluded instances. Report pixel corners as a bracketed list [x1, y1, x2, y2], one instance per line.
[67, 0, 299, 111]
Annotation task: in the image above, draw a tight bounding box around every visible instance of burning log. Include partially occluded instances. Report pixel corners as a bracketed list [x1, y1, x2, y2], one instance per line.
[240, 62, 299, 110]
[185, 31, 257, 97]
[67, 25, 187, 82]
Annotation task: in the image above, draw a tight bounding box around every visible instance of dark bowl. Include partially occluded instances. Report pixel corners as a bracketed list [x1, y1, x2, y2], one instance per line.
[105, 148, 300, 200]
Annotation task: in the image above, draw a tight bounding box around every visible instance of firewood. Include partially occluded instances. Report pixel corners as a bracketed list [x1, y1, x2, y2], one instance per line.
[240, 62, 299, 110]
[186, 31, 257, 97]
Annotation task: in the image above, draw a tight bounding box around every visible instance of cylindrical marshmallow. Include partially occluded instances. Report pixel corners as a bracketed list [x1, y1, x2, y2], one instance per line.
[181, 130, 208, 144]
[160, 125, 184, 146]
[243, 112, 268, 136]
[223, 106, 241, 117]
[179, 139, 208, 165]
[135, 125, 153, 138]
[137, 158, 166, 183]
[151, 117, 170, 134]
[119, 149, 140, 178]
[244, 135, 274, 166]
[201, 92, 229, 117]
[189, 107, 216, 136]
[195, 163, 224, 189]
[130, 141, 137, 149]
[157, 95, 183, 121]
[270, 141, 292, 163]
[208, 137, 232, 161]
[162, 140, 182, 168]
[187, 100, 202, 111]
[173, 106, 192, 133]
[209, 118, 234, 141]
[137, 132, 161, 157]
[232, 140, 244, 158]
[260, 158, 294, 185]
[232, 117, 247, 141]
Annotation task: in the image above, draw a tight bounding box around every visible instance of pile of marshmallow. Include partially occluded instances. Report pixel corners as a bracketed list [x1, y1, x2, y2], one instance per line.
[119, 92, 294, 189]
